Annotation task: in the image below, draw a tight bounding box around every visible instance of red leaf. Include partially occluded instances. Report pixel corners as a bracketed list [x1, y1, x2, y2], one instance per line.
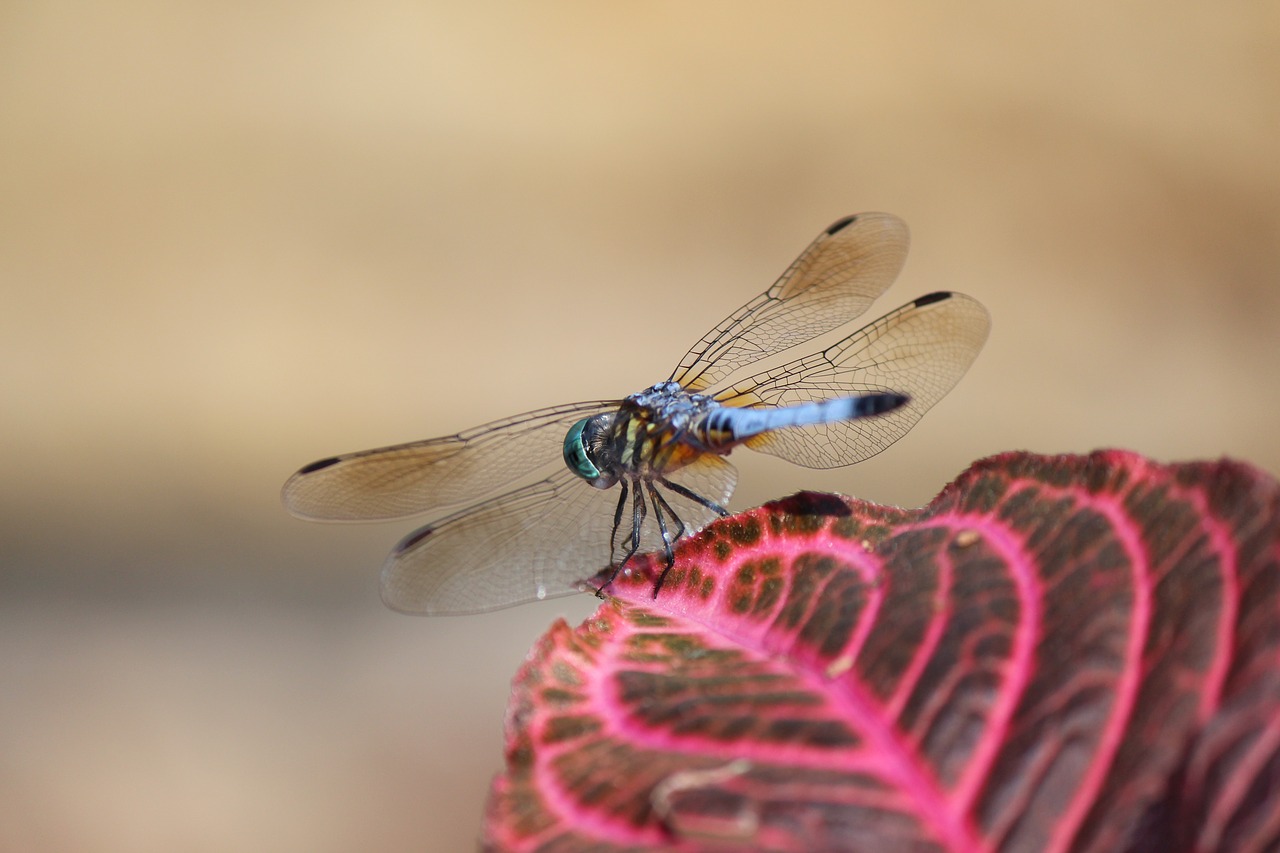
[482, 451, 1280, 852]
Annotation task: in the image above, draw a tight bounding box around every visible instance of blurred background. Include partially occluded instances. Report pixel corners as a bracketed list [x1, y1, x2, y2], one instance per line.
[2, 3, 1276, 851]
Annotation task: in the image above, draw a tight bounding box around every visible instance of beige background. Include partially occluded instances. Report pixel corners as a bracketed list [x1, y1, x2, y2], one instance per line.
[2, 3, 1277, 851]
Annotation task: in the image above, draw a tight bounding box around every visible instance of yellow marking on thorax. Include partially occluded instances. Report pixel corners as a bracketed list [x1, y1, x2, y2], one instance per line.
[621, 414, 702, 474]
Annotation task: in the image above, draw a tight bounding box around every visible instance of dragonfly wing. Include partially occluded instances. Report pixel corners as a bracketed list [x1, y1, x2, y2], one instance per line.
[669, 213, 909, 393]
[718, 291, 990, 469]
[282, 401, 618, 521]
[381, 469, 622, 614]
[384, 455, 740, 615]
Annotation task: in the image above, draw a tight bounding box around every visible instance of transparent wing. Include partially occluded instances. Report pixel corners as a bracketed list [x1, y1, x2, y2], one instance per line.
[669, 213, 909, 392]
[281, 400, 618, 521]
[715, 291, 990, 469]
[381, 470, 619, 614]
[382, 455, 737, 615]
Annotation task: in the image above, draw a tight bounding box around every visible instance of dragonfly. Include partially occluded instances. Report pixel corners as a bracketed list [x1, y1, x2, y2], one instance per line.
[282, 213, 990, 616]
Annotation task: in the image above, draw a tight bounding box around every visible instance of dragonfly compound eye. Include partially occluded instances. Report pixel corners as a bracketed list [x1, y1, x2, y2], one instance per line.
[563, 418, 597, 479]
[563, 414, 617, 488]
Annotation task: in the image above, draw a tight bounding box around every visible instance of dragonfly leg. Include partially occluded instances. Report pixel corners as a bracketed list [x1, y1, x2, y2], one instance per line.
[624, 481, 648, 565]
[650, 485, 687, 541]
[596, 478, 647, 597]
[646, 482, 684, 599]
[657, 475, 731, 518]
[607, 479, 630, 564]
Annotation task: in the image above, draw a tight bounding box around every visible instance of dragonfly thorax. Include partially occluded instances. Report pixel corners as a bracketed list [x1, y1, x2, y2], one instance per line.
[563, 382, 722, 489]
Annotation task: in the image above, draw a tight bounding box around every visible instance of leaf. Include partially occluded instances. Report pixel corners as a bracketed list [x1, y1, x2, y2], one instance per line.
[481, 451, 1280, 853]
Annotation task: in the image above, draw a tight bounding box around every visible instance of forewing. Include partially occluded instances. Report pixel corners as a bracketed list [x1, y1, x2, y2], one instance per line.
[669, 213, 909, 392]
[718, 291, 990, 468]
[282, 401, 617, 521]
[382, 470, 627, 615]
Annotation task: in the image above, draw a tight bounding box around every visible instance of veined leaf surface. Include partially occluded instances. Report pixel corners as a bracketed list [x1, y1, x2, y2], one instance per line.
[484, 451, 1280, 853]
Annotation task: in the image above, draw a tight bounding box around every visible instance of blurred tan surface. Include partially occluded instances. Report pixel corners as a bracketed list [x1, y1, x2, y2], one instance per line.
[2, 3, 1277, 851]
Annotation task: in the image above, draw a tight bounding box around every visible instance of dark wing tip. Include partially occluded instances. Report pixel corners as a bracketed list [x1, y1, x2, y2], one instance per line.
[913, 290, 953, 307]
[394, 525, 434, 555]
[825, 214, 860, 235]
[297, 456, 341, 475]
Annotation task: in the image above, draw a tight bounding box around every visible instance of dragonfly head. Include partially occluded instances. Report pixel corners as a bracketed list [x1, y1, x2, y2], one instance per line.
[564, 413, 618, 489]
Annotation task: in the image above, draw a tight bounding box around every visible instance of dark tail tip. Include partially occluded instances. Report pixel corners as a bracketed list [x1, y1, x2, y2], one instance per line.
[871, 392, 910, 415]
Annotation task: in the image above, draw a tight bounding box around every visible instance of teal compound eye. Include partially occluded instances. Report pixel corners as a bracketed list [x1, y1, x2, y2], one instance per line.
[563, 418, 601, 481]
